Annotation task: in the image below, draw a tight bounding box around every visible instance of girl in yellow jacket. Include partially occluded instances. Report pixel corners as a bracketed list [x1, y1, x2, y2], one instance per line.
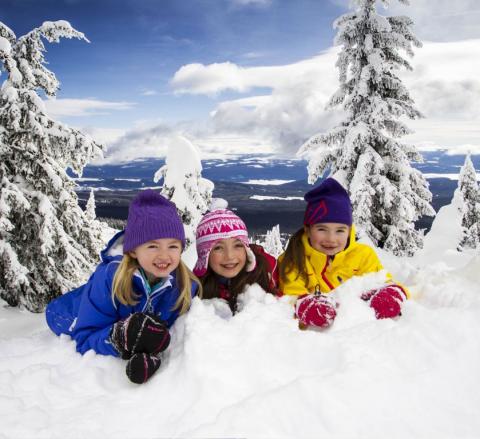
[278, 178, 408, 329]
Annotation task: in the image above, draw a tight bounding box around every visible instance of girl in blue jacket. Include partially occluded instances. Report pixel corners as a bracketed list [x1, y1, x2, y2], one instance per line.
[46, 190, 201, 384]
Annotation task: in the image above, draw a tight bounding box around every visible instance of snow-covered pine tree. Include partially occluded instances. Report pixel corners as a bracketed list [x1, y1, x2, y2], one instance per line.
[154, 135, 214, 249]
[457, 154, 480, 250]
[0, 21, 104, 311]
[263, 224, 284, 258]
[298, 0, 434, 256]
[85, 189, 97, 223]
[84, 188, 104, 246]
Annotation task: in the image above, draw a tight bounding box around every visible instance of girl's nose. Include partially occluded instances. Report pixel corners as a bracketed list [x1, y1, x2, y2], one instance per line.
[324, 232, 335, 242]
[224, 247, 235, 260]
[154, 248, 168, 258]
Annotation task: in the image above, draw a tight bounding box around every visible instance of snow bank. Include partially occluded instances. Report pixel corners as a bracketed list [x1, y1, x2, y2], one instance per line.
[241, 179, 295, 185]
[1, 254, 480, 438]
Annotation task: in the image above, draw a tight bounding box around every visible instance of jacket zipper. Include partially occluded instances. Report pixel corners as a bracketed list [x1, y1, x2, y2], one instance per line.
[321, 258, 335, 291]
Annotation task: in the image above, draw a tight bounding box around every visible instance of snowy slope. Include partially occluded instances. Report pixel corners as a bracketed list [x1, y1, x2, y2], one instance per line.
[0, 208, 479, 439]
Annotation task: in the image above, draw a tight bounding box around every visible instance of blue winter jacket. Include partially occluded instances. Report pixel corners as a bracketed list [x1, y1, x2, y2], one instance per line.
[45, 231, 198, 357]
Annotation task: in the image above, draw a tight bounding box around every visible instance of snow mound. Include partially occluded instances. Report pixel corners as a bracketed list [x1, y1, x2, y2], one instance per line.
[1, 265, 480, 438]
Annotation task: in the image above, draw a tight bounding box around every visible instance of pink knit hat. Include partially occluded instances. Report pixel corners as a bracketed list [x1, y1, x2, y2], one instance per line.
[193, 201, 256, 277]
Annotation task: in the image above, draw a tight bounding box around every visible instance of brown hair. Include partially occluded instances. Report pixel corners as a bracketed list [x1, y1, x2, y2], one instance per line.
[200, 244, 275, 313]
[279, 227, 308, 285]
[112, 254, 202, 314]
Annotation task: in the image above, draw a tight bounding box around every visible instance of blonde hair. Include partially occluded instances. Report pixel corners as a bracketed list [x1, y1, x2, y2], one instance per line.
[112, 254, 202, 314]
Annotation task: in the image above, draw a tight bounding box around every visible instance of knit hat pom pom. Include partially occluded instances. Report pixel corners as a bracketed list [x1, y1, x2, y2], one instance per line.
[209, 198, 228, 211]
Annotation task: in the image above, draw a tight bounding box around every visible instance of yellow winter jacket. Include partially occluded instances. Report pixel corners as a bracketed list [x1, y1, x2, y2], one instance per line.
[278, 226, 390, 296]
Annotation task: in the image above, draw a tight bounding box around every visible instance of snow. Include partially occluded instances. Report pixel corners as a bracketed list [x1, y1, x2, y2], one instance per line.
[0, 36, 12, 56]
[1, 199, 479, 438]
[424, 173, 480, 181]
[241, 179, 295, 185]
[250, 195, 303, 201]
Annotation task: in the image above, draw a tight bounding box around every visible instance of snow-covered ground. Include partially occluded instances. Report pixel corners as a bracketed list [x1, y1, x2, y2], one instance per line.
[250, 195, 304, 201]
[241, 179, 296, 185]
[1, 203, 479, 439]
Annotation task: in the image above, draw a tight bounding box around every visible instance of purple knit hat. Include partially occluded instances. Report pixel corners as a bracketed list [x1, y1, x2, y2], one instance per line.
[303, 178, 352, 226]
[123, 190, 185, 253]
[193, 205, 256, 277]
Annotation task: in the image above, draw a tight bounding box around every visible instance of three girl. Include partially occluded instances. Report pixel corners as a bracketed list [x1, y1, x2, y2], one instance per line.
[46, 190, 200, 384]
[47, 179, 408, 382]
[278, 178, 408, 329]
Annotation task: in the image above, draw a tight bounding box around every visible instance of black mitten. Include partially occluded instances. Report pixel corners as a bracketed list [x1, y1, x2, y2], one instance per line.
[126, 353, 162, 384]
[110, 312, 171, 359]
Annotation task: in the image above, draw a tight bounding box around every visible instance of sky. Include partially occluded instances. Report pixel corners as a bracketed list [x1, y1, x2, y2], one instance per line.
[1, 0, 480, 163]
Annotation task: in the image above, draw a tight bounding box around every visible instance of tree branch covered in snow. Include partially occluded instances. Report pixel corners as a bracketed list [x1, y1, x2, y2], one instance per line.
[457, 154, 480, 250]
[298, 0, 434, 256]
[154, 135, 213, 250]
[0, 20, 104, 311]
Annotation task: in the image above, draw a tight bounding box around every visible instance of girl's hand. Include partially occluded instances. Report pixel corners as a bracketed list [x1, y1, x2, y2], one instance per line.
[110, 312, 170, 359]
[361, 285, 407, 319]
[295, 293, 338, 329]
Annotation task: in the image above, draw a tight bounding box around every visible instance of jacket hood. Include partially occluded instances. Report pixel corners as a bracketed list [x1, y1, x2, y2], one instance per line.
[100, 230, 126, 264]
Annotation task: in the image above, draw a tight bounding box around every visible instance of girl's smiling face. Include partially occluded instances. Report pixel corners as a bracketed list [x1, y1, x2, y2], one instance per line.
[208, 238, 247, 278]
[129, 238, 182, 282]
[306, 223, 350, 256]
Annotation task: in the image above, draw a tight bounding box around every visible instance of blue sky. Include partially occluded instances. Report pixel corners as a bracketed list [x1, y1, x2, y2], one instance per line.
[2, 0, 480, 162]
[1, 0, 341, 123]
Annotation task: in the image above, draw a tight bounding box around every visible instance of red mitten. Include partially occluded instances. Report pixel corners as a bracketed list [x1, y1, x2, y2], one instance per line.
[362, 285, 407, 319]
[295, 293, 337, 329]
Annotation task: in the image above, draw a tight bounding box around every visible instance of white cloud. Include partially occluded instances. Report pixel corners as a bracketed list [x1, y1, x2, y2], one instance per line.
[228, 0, 272, 6]
[80, 126, 126, 148]
[171, 62, 249, 95]
[141, 89, 158, 96]
[99, 37, 480, 163]
[95, 120, 174, 164]
[44, 98, 135, 118]
[415, 141, 480, 156]
[387, 0, 480, 42]
[171, 52, 338, 96]
[330, 0, 480, 42]
[444, 144, 480, 156]
[169, 39, 480, 155]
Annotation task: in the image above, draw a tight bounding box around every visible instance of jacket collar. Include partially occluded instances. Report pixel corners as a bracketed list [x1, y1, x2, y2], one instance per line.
[134, 269, 174, 296]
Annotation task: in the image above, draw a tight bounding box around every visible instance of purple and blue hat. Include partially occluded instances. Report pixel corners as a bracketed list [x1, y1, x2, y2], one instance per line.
[303, 178, 352, 226]
[123, 190, 185, 253]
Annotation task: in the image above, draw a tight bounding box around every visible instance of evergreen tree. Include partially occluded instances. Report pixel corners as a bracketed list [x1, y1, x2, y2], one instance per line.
[457, 154, 480, 250]
[154, 135, 214, 249]
[263, 224, 284, 258]
[0, 21, 104, 311]
[85, 189, 97, 223]
[298, 0, 434, 256]
[84, 188, 104, 248]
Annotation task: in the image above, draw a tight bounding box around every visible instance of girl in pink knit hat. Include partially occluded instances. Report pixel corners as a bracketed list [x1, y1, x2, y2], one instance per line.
[193, 200, 278, 313]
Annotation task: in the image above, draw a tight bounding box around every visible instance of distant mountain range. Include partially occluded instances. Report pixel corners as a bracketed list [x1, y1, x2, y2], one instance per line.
[73, 151, 479, 234]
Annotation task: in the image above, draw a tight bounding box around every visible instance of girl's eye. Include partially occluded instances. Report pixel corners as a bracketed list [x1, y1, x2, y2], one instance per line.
[212, 246, 223, 252]
[169, 245, 180, 250]
[147, 245, 157, 249]
[234, 243, 244, 249]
